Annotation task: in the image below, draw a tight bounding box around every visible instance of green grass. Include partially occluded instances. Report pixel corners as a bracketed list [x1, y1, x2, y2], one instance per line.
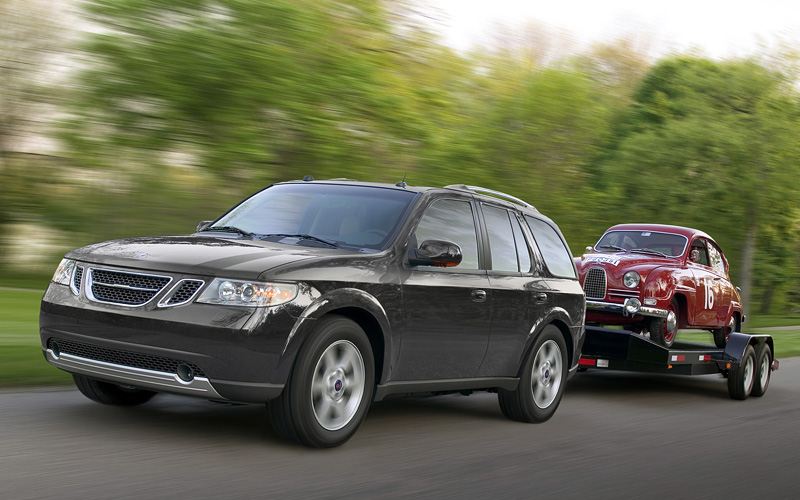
[679, 329, 800, 358]
[746, 315, 800, 329]
[2, 287, 800, 388]
[0, 288, 72, 387]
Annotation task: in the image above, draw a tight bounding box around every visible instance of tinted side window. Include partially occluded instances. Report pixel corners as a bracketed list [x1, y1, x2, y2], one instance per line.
[483, 205, 519, 272]
[525, 216, 576, 279]
[707, 241, 725, 275]
[413, 199, 479, 270]
[690, 239, 710, 266]
[511, 216, 532, 273]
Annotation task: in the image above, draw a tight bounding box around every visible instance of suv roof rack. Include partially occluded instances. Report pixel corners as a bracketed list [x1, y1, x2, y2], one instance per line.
[444, 184, 536, 210]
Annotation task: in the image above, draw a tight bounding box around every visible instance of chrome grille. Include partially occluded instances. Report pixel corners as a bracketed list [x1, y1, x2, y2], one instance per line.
[584, 267, 607, 299]
[162, 279, 205, 306]
[87, 268, 171, 306]
[71, 266, 84, 295]
[48, 338, 205, 377]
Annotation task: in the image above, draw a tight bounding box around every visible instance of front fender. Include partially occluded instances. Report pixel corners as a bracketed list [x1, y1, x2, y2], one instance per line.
[642, 266, 678, 303]
[277, 287, 394, 384]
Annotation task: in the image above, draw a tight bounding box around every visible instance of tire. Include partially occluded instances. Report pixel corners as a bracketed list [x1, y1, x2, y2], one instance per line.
[649, 298, 679, 348]
[268, 315, 374, 448]
[73, 374, 156, 406]
[713, 314, 738, 349]
[751, 343, 772, 397]
[727, 345, 756, 400]
[498, 325, 567, 423]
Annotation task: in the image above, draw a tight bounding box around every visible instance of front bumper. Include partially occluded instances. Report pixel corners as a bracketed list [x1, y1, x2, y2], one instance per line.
[39, 283, 295, 403]
[586, 298, 669, 318]
[45, 347, 225, 399]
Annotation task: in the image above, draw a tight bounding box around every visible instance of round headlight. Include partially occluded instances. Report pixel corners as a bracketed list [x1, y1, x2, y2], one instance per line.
[623, 271, 640, 289]
[218, 281, 236, 300]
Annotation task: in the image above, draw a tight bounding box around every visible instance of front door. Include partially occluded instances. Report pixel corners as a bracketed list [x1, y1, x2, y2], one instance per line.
[396, 197, 491, 381]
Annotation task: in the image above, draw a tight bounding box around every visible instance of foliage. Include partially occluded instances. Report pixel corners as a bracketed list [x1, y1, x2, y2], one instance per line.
[1, 1, 799, 314]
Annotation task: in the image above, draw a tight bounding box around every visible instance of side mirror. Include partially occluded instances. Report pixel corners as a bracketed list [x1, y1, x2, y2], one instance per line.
[408, 239, 462, 268]
[585, 246, 593, 253]
[196, 220, 213, 232]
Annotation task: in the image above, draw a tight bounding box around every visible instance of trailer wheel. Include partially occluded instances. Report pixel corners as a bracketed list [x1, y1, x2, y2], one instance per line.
[498, 325, 567, 423]
[727, 345, 755, 400]
[751, 343, 772, 398]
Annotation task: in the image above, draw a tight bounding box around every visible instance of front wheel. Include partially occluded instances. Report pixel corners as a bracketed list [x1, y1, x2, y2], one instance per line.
[268, 315, 374, 448]
[73, 374, 157, 406]
[498, 325, 567, 423]
[648, 299, 679, 348]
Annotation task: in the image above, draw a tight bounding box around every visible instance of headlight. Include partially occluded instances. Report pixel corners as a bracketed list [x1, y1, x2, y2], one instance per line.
[623, 271, 640, 288]
[196, 278, 298, 307]
[51, 259, 76, 286]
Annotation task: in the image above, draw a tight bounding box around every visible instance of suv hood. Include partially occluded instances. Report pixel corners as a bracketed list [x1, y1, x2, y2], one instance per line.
[65, 235, 345, 279]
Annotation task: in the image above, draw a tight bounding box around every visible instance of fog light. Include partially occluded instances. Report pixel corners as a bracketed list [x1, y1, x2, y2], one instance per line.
[624, 298, 641, 315]
[176, 364, 195, 382]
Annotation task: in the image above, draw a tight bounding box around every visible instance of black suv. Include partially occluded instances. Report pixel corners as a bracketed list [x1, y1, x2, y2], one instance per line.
[40, 179, 585, 447]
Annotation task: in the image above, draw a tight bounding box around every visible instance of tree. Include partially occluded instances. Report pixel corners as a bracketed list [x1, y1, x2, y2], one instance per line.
[0, 0, 63, 223]
[600, 57, 800, 314]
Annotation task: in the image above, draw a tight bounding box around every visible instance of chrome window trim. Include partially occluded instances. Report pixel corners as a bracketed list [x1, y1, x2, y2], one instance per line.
[85, 267, 173, 307]
[157, 279, 206, 308]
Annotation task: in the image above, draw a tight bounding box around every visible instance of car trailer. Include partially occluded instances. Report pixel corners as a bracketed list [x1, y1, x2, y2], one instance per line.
[579, 326, 779, 400]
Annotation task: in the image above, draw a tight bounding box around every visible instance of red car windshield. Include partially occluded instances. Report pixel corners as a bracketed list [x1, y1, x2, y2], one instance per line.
[595, 230, 687, 257]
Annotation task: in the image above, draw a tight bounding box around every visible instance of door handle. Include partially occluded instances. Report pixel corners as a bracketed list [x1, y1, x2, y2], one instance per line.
[471, 289, 487, 302]
[533, 292, 548, 304]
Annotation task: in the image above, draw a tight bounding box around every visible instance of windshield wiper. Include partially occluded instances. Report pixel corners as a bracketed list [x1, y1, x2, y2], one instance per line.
[262, 233, 339, 248]
[201, 225, 256, 238]
[598, 244, 626, 252]
[631, 247, 668, 257]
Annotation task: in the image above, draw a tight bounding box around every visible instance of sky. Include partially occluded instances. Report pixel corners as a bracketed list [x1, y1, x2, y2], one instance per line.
[428, 0, 800, 59]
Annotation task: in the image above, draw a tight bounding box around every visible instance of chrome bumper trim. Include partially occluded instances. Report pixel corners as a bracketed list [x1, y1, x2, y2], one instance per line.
[585, 300, 669, 318]
[46, 349, 223, 399]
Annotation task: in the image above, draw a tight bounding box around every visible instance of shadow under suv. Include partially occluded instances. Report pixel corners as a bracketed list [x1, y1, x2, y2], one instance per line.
[40, 179, 585, 447]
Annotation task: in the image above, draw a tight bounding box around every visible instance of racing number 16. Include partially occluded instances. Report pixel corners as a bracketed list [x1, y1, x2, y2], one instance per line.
[704, 280, 715, 310]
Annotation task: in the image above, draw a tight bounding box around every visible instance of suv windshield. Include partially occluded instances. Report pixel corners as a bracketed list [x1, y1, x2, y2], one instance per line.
[208, 183, 417, 250]
[595, 230, 687, 258]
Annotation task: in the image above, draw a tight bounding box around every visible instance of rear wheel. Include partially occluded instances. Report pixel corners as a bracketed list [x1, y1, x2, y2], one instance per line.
[713, 314, 738, 348]
[73, 374, 156, 406]
[727, 345, 756, 400]
[751, 343, 772, 397]
[498, 325, 567, 423]
[648, 299, 678, 348]
[268, 315, 374, 448]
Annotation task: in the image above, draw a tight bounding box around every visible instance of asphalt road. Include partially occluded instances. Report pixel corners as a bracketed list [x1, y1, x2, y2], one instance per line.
[1, 358, 797, 500]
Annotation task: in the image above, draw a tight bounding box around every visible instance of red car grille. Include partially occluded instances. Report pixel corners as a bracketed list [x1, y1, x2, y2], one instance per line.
[584, 268, 607, 299]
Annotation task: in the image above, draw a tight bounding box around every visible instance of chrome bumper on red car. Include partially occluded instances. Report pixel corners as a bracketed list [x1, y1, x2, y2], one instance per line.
[586, 298, 669, 318]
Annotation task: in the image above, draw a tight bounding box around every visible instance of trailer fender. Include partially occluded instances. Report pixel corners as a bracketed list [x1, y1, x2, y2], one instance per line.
[723, 332, 774, 365]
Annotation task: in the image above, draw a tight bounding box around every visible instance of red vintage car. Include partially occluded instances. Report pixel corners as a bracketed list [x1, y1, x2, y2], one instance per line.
[575, 224, 744, 348]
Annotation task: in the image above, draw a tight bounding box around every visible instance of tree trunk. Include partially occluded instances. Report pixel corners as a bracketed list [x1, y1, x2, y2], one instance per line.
[739, 210, 757, 319]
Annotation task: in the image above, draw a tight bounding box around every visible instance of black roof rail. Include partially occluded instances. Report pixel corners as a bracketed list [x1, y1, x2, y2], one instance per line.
[444, 184, 536, 210]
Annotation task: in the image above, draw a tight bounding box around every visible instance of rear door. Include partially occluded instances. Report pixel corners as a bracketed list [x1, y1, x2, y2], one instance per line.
[476, 204, 548, 377]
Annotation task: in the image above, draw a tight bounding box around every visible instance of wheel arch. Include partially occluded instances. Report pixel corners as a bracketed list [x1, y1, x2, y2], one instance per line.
[279, 288, 392, 385]
[520, 307, 579, 375]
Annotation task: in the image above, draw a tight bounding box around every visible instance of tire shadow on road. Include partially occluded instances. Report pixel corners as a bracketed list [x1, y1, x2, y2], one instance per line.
[566, 370, 731, 401]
